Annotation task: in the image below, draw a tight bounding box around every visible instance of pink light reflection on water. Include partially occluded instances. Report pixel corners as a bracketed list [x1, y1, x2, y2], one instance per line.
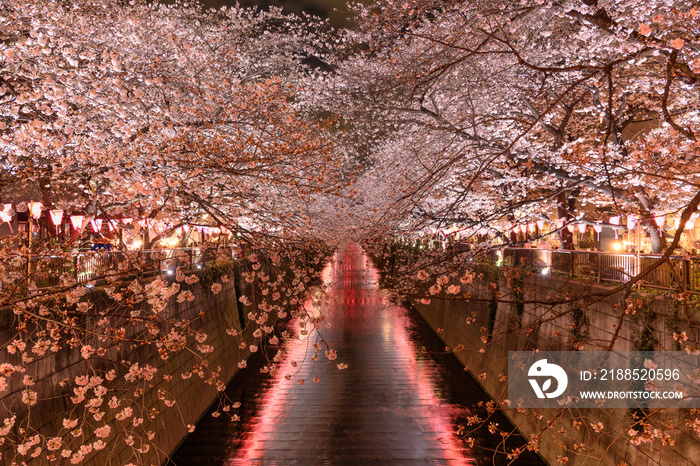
[233, 245, 473, 464]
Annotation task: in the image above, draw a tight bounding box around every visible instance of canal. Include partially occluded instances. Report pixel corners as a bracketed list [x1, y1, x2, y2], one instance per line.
[171, 244, 544, 465]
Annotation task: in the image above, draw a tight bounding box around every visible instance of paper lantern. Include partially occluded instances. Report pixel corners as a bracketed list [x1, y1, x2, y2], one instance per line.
[0, 211, 11, 224]
[566, 224, 575, 233]
[70, 215, 84, 232]
[90, 219, 103, 233]
[28, 201, 43, 220]
[609, 216, 620, 225]
[654, 216, 665, 236]
[107, 220, 117, 232]
[519, 224, 528, 234]
[577, 224, 587, 233]
[49, 210, 64, 226]
[593, 224, 602, 240]
[536, 220, 545, 230]
[528, 223, 536, 233]
[627, 215, 638, 229]
[555, 218, 565, 229]
[122, 217, 133, 225]
[512, 226, 519, 234]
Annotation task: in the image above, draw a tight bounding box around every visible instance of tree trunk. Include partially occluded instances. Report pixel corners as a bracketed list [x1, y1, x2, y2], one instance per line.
[557, 191, 575, 249]
[643, 218, 666, 253]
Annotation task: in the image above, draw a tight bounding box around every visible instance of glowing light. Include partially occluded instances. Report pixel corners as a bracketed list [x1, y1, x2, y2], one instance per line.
[612, 242, 623, 251]
[90, 219, 103, 233]
[28, 201, 43, 219]
[70, 215, 84, 232]
[654, 216, 665, 236]
[0, 211, 12, 224]
[160, 235, 180, 248]
[49, 210, 64, 226]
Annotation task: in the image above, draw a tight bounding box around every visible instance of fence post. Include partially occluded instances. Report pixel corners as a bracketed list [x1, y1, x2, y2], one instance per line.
[597, 253, 601, 283]
[570, 252, 574, 277]
[684, 259, 690, 292]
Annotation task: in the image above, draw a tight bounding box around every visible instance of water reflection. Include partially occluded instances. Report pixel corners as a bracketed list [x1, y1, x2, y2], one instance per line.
[171, 244, 543, 465]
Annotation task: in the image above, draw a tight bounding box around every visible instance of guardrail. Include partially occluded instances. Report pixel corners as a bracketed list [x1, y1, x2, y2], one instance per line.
[497, 248, 700, 292]
[1, 246, 241, 293]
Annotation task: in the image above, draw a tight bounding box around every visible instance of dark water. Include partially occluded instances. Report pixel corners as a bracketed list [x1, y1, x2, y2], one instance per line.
[171, 244, 544, 465]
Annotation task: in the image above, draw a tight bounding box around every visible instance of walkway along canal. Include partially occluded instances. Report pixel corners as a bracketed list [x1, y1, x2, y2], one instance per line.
[171, 244, 543, 465]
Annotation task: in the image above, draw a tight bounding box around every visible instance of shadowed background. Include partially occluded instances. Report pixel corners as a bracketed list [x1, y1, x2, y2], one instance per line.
[200, 0, 353, 28]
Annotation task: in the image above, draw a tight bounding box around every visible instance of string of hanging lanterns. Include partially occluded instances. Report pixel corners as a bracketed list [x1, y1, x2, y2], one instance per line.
[0, 202, 231, 241]
[507, 213, 696, 242]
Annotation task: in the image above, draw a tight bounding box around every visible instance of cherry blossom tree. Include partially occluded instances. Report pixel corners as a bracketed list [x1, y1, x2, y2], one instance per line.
[321, 0, 700, 462]
[326, 0, 699, 251]
[0, 0, 347, 463]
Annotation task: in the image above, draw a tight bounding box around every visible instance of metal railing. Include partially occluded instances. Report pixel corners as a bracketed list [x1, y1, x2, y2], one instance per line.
[497, 248, 700, 292]
[1, 246, 240, 293]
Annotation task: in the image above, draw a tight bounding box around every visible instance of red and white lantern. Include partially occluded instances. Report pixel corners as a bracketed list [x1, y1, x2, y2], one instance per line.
[49, 210, 64, 226]
[70, 215, 84, 232]
[90, 219, 103, 233]
[28, 201, 43, 220]
[654, 215, 665, 237]
[593, 224, 603, 240]
[0, 210, 12, 224]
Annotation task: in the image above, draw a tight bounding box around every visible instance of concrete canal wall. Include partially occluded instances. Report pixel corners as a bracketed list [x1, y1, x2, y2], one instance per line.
[0, 259, 277, 465]
[411, 273, 700, 466]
